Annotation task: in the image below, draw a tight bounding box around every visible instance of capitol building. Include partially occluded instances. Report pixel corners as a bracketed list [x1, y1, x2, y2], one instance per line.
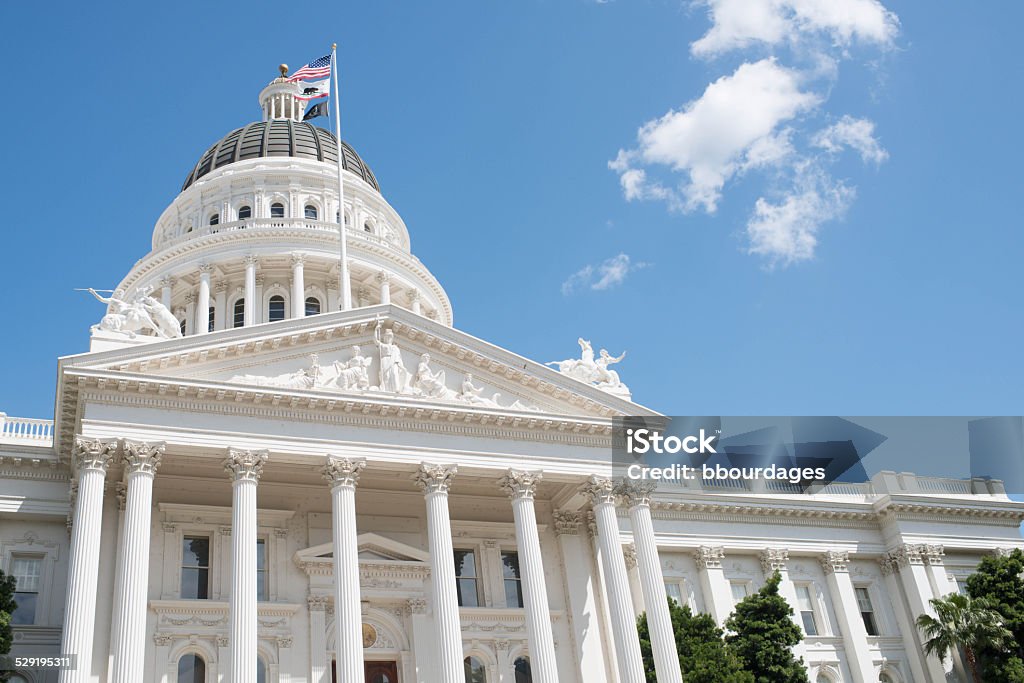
[1, 68, 1022, 683]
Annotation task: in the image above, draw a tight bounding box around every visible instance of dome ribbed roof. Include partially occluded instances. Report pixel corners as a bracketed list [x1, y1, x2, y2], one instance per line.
[181, 120, 379, 192]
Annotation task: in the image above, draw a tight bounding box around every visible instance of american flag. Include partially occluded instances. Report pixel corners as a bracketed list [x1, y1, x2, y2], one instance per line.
[289, 55, 332, 82]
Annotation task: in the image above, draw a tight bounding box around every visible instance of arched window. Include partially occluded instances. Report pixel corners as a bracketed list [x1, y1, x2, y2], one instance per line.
[238, 205, 252, 220]
[207, 307, 215, 333]
[304, 204, 318, 220]
[514, 657, 531, 683]
[8, 675, 29, 683]
[257, 657, 268, 683]
[816, 675, 834, 683]
[177, 653, 206, 683]
[464, 656, 488, 683]
[337, 211, 350, 226]
[233, 299, 245, 328]
[305, 297, 321, 316]
[270, 202, 285, 218]
[209, 213, 219, 226]
[364, 222, 372, 233]
[879, 675, 894, 683]
[268, 295, 286, 322]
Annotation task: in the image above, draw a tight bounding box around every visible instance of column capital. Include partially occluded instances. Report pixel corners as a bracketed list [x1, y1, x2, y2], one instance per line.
[923, 543, 945, 566]
[198, 262, 213, 275]
[877, 555, 897, 576]
[498, 469, 542, 500]
[407, 597, 428, 615]
[616, 479, 656, 507]
[819, 550, 850, 574]
[291, 252, 306, 266]
[413, 463, 457, 494]
[407, 289, 421, 303]
[72, 436, 119, 473]
[579, 475, 617, 506]
[552, 510, 583, 536]
[121, 440, 165, 475]
[307, 595, 330, 612]
[159, 275, 176, 288]
[223, 448, 268, 482]
[322, 456, 366, 488]
[184, 293, 196, 305]
[887, 543, 925, 569]
[376, 270, 391, 284]
[215, 281, 228, 293]
[694, 545, 725, 570]
[759, 548, 790, 575]
[244, 254, 260, 267]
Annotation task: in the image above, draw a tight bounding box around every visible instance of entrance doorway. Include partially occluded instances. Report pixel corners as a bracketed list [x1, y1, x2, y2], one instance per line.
[332, 660, 399, 683]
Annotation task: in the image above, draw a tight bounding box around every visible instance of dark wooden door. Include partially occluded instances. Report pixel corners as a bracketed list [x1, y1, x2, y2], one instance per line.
[365, 660, 399, 683]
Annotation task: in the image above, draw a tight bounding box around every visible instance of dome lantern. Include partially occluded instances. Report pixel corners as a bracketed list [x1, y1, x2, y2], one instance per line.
[258, 65, 306, 122]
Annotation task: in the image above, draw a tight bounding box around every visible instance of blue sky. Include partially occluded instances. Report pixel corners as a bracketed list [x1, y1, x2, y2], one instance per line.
[0, 0, 1022, 420]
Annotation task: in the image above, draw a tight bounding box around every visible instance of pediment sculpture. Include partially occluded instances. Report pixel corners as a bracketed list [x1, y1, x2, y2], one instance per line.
[228, 323, 541, 412]
[547, 338, 630, 397]
[84, 287, 182, 339]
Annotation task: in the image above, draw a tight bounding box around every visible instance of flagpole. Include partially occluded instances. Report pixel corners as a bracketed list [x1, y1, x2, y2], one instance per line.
[332, 43, 351, 311]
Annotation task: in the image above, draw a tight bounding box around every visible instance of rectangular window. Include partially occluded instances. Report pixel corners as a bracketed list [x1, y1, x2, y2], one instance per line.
[855, 586, 879, 635]
[453, 549, 480, 607]
[11, 557, 42, 625]
[181, 536, 211, 599]
[256, 539, 268, 602]
[795, 584, 819, 636]
[665, 581, 684, 607]
[730, 582, 749, 605]
[501, 551, 524, 608]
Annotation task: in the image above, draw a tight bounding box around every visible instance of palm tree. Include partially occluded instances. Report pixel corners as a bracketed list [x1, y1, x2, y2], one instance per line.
[915, 592, 1013, 683]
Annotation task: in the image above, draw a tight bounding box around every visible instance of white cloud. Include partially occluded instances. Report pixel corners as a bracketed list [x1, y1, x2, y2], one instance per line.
[612, 59, 818, 213]
[746, 166, 855, 266]
[561, 253, 649, 295]
[813, 115, 888, 164]
[691, 0, 900, 58]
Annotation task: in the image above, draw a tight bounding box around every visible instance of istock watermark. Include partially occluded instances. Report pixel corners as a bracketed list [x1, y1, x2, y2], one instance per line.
[611, 416, 1024, 495]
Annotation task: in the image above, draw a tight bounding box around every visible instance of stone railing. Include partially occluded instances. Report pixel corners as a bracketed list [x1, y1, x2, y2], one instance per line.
[165, 218, 407, 253]
[0, 413, 54, 445]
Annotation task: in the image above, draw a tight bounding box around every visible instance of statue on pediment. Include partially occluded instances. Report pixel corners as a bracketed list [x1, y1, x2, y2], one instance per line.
[547, 338, 630, 396]
[412, 354, 454, 399]
[374, 321, 410, 393]
[332, 345, 372, 391]
[456, 373, 500, 407]
[85, 286, 182, 339]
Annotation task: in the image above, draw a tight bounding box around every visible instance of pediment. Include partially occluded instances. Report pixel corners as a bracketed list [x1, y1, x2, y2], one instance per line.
[60, 305, 658, 419]
[296, 532, 430, 564]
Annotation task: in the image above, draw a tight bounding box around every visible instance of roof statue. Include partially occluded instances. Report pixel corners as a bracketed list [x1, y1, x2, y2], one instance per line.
[547, 338, 630, 397]
[85, 287, 182, 340]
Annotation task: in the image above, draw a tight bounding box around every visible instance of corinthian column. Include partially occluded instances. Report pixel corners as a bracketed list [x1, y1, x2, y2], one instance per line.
[110, 441, 164, 683]
[617, 480, 683, 683]
[243, 255, 258, 326]
[196, 263, 212, 334]
[413, 463, 462, 682]
[224, 448, 268, 682]
[59, 437, 118, 683]
[498, 470, 559, 683]
[322, 456, 366, 683]
[580, 476, 645, 683]
[291, 253, 306, 318]
[376, 271, 391, 305]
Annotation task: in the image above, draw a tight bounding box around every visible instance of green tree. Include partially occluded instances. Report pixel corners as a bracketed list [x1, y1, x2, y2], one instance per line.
[1, 568, 16, 683]
[637, 598, 752, 683]
[915, 592, 1013, 683]
[965, 548, 1024, 681]
[724, 573, 809, 683]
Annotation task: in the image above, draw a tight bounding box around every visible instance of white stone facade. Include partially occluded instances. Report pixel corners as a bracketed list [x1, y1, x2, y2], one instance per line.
[1, 73, 1023, 683]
